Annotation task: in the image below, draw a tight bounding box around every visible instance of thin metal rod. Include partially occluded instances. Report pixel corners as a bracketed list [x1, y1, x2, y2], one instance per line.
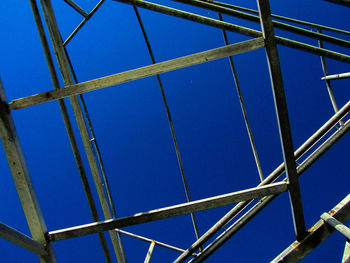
[112, 0, 350, 63]
[115, 229, 198, 255]
[317, 28, 341, 117]
[0, 222, 47, 256]
[0, 79, 56, 263]
[258, 0, 306, 240]
[48, 182, 288, 241]
[321, 213, 350, 239]
[65, 45, 118, 221]
[144, 241, 155, 263]
[189, 118, 350, 262]
[9, 37, 265, 109]
[218, 12, 264, 182]
[39, 0, 126, 261]
[171, 0, 350, 48]
[198, 0, 350, 36]
[28, 1, 113, 261]
[63, 0, 89, 18]
[322, 72, 350, 80]
[272, 194, 350, 262]
[63, 0, 106, 46]
[174, 100, 350, 262]
[133, 5, 202, 247]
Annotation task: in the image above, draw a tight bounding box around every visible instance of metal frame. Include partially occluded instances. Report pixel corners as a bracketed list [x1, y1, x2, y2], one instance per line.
[1, 0, 349, 262]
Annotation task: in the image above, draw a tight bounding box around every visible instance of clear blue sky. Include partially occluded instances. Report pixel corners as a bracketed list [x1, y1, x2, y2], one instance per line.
[0, 0, 349, 262]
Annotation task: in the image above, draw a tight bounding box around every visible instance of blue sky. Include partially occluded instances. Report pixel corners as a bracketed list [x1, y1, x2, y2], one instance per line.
[0, 0, 349, 262]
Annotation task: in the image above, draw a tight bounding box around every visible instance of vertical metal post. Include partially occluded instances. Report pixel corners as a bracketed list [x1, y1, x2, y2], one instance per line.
[0, 79, 56, 263]
[38, 0, 126, 262]
[257, 0, 306, 240]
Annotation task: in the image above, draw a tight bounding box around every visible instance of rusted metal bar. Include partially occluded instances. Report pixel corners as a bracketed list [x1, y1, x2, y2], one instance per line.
[48, 182, 288, 241]
[9, 37, 265, 109]
[28, 1, 113, 261]
[38, 0, 126, 261]
[258, 0, 306, 240]
[0, 222, 47, 256]
[272, 194, 350, 262]
[133, 5, 202, 246]
[0, 79, 56, 263]
[112, 0, 350, 63]
[218, 12, 264, 182]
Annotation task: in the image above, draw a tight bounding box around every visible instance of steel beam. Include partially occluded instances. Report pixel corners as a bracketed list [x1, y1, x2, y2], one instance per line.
[49, 182, 288, 241]
[171, 0, 350, 48]
[272, 194, 350, 262]
[9, 37, 265, 109]
[112, 0, 350, 63]
[0, 222, 47, 256]
[174, 101, 350, 262]
[38, 0, 126, 261]
[321, 213, 350, 239]
[343, 240, 350, 263]
[325, 0, 350, 7]
[63, 0, 89, 17]
[257, 0, 306, 241]
[0, 80, 56, 262]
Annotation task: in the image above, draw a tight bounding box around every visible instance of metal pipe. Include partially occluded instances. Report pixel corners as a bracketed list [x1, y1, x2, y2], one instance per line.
[171, 0, 350, 48]
[174, 101, 350, 262]
[189, 118, 350, 262]
[112, 0, 350, 63]
[321, 213, 350, 240]
[322, 72, 350, 80]
[132, 5, 202, 247]
[218, 12, 264, 182]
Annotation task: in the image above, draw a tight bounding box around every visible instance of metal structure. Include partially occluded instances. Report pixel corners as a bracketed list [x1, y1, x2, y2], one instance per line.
[0, 0, 349, 262]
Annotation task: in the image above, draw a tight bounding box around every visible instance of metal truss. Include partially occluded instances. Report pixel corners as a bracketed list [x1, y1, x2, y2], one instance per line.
[0, 0, 349, 262]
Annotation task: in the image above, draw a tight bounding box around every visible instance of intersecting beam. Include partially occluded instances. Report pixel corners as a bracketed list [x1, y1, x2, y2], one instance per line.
[39, 0, 126, 261]
[321, 213, 350, 239]
[112, 0, 350, 63]
[63, 0, 89, 17]
[0, 222, 47, 256]
[272, 194, 350, 262]
[343, 240, 350, 263]
[9, 37, 265, 110]
[49, 182, 288, 241]
[144, 241, 156, 263]
[0, 80, 56, 262]
[257, 0, 306, 241]
[322, 72, 350, 80]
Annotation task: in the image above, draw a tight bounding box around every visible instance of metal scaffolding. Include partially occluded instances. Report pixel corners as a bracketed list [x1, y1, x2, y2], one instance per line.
[0, 0, 349, 262]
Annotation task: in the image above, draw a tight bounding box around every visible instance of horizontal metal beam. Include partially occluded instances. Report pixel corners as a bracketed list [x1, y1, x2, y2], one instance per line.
[0, 222, 47, 256]
[321, 213, 350, 240]
[322, 72, 350, 80]
[9, 37, 264, 110]
[49, 182, 288, 241]
[272, 194, 350, 262]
